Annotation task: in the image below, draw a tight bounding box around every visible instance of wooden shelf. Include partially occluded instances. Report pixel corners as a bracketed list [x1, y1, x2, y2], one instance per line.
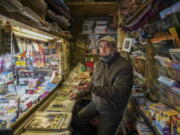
[80, 32, 117, 35]
[66, 2, 118, 17]
[150, 35, 175, 43]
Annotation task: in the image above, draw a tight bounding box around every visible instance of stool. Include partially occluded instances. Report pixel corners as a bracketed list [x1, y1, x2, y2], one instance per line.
[89, 97, 132, 135]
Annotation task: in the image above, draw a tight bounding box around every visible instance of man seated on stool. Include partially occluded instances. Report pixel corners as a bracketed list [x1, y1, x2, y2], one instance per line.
[69, 35, 133, 135]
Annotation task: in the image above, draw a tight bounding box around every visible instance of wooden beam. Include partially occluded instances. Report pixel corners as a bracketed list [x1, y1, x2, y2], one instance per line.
[67, 2, 118, 17]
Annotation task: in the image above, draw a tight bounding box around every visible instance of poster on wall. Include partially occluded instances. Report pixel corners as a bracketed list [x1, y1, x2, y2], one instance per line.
[122, 38, 134, 52]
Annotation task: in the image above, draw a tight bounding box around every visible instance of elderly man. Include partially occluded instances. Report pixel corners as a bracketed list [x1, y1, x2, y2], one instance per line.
[70, 35, 133, 135]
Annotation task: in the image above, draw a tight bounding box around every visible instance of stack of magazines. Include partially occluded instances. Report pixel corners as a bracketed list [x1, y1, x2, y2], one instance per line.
[169, 49, 180, 61]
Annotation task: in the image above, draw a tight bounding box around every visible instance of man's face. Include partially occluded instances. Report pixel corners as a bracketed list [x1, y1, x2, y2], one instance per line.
[99, 41, 114, 57]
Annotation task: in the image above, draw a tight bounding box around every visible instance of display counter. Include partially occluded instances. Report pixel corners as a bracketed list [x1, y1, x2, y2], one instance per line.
[20, 64, 88, 135]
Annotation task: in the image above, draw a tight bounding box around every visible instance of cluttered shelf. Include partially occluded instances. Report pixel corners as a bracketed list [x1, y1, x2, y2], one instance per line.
[131, 98, 161, 135]
[46, 0, 72, 20]
[123, 0, 152, 25]
[118, 1, 180, 135]
[151, 42, 180, 112]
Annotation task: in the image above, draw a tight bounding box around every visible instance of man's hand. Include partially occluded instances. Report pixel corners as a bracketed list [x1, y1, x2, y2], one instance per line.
[69, 92, 79, 100]
[74, 82, 92, 92]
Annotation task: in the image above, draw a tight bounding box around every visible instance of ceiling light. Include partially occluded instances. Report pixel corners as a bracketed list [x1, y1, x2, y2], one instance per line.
[13, 31, 49, 42]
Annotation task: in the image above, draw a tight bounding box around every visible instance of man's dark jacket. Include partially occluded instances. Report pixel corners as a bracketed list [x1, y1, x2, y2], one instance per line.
[78, 53, 133, 116]
[91, 53, 133, 116]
